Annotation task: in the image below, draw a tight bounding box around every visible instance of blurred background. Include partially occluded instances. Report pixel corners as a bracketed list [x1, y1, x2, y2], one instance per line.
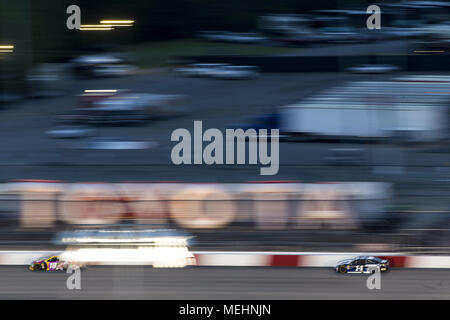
[0, 0, 449, 257]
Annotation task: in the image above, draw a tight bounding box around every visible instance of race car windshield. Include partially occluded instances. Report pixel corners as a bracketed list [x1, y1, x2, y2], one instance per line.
[372, 257, 383, 262]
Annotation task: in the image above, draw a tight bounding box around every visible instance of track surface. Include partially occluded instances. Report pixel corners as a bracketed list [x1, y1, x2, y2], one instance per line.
[0, 266, 449, 299]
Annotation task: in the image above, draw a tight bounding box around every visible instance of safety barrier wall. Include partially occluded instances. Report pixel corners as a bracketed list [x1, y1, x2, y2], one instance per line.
[1, 251, 449, 268]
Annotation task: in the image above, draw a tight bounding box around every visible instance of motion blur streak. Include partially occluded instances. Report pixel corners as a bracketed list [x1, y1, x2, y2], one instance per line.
[79, 27, 114, 31]
[100, 20, 134, 24]
[0, 0, 450, 300]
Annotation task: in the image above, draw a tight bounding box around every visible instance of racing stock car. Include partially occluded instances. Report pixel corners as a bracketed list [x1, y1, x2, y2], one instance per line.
[335, 256, 390, 274]
[29, 255, 67, 271]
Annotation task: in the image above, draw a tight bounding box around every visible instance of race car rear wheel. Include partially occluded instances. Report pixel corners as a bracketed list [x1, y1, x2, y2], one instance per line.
[339, 265, 347, 274]
[41, 263, 47, 271]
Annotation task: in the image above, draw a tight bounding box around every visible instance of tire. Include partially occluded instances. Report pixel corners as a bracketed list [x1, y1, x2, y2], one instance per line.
[339, 265, 347, 274]
[41, 263, 47, 271]
[30, 264, 40, 271]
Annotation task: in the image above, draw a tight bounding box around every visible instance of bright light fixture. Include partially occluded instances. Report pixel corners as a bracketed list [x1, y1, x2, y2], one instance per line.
[100, 20, 134, 24]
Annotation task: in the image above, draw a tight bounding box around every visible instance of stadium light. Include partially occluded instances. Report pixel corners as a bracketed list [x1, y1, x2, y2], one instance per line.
[100, 20, 134, 24]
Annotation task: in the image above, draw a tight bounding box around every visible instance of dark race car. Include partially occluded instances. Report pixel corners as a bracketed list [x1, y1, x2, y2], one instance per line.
[335, 256, 390, 274]
[29, 255, 67, 271]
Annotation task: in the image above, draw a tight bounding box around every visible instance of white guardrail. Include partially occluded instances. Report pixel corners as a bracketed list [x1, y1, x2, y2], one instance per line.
[1, 251, 449, 268]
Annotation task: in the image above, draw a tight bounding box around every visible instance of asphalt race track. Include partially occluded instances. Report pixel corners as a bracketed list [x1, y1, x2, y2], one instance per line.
[0, 266, 448, 299]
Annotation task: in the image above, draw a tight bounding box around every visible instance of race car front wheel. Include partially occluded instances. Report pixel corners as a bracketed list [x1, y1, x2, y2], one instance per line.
[30, 265, 39, 271]
[339, 265, 347, 274]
